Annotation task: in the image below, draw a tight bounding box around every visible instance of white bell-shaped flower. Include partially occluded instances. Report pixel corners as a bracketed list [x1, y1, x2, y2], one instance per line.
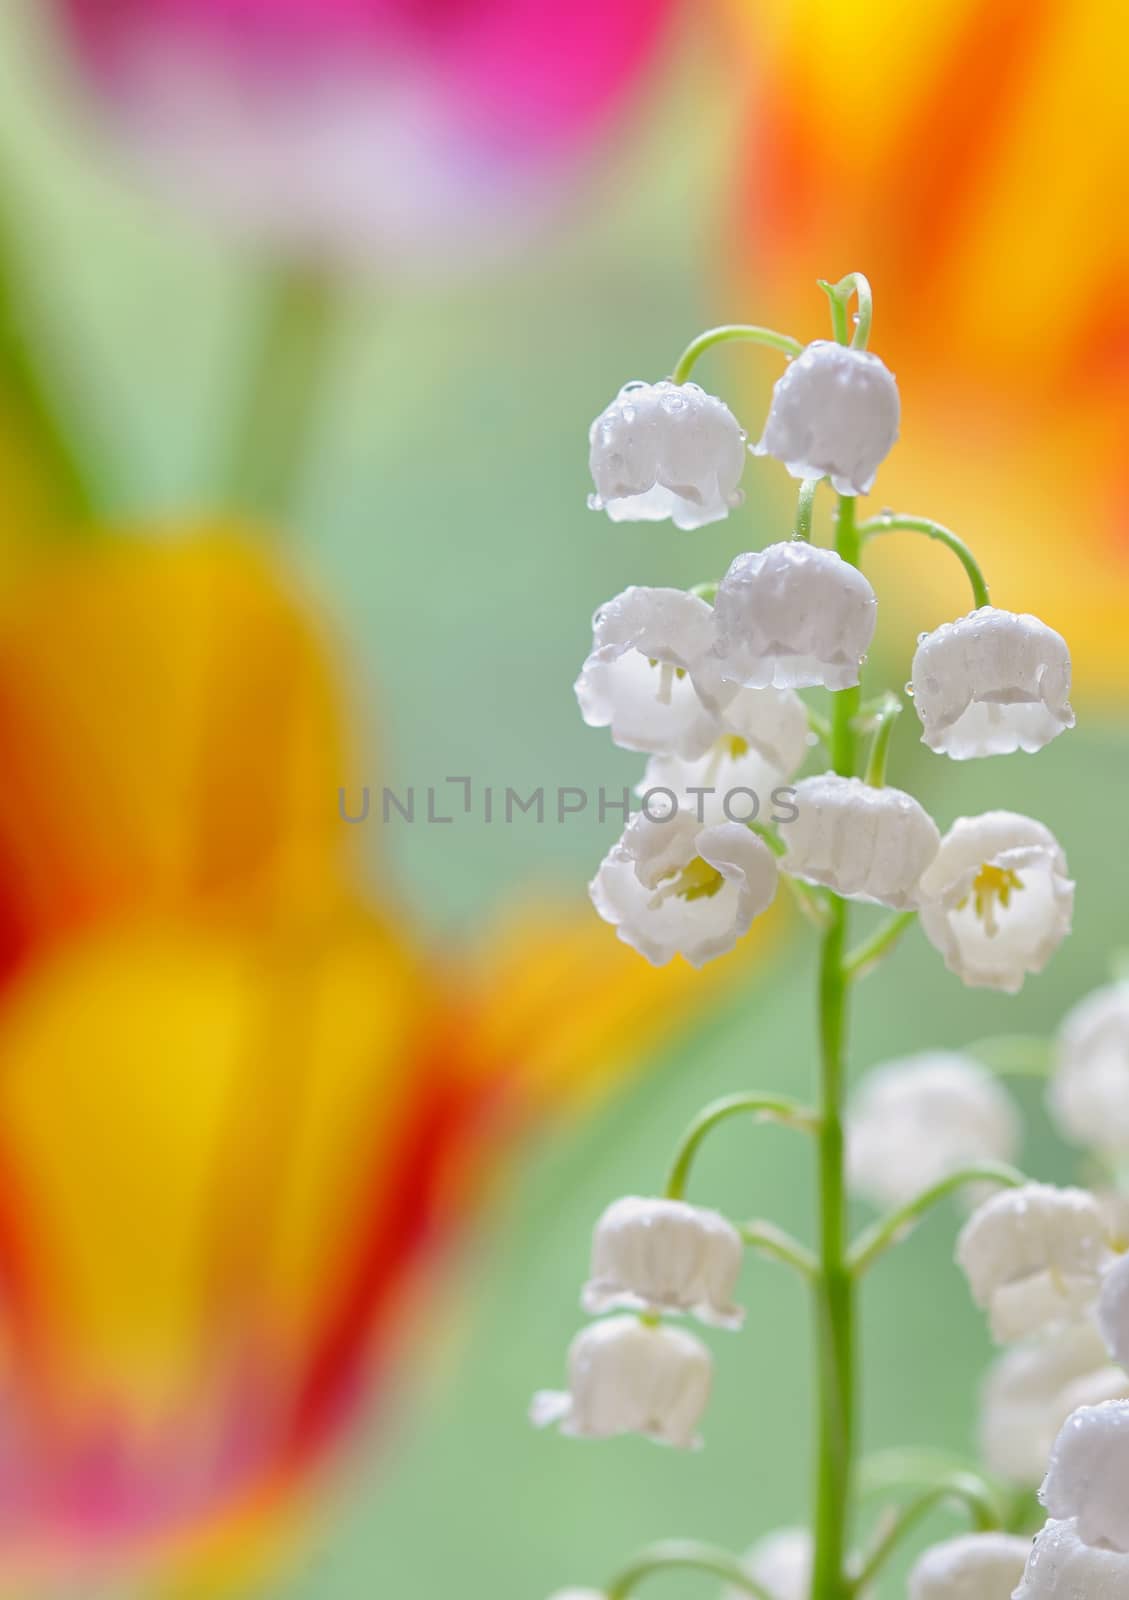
[781, 774, 940, 909]
[724, 1529, 813, 1600]
[583, 1196, 745, 1329]
[956, 1184, 1110, 1343]
[588, 380, 748, 530]
[530, 1315, 712, 1449]
[908, 1532, 1032, 1600]
[1049, 984, 1129, 1156]
[1041, 1400, 1129, 1551]
[980, 1322, 1116, 1485]
[918, 812, 1074, 993]
[755, 340, 900, 496]
[847, 1053, 1019, 1210]
[1097, 1249, 1129, 1372]
[575, 586, 728, 758]
[1015, 1518, 1129, 1600]
[911, 608, 1074, 760]
[712, 543, 877, 692]
[590, 810, 778, 968]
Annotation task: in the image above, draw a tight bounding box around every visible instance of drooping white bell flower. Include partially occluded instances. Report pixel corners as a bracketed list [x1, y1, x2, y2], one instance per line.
[575, 586, 730, 758]
[1014, 1518, 1129, 1600]
[590, 810, 777, 968]
[755, 340, 900, 496]
[980, 1321, 1116, 1485]
[918, 812, 1074, 993]
[712, 543, 878, 692]
[956, 1184, 1110, 1343]
[1097, 1249, 1129, 1372]
[1041, 1400, 1129, 1551]
[1049, 984, 1129, 1156]
[847, 1053, 1019, 1211]
[910, 608, 1075, 760]
[908, 1532, 1032, 1600]
[781, 774, 940, 909]
[723, 1528, 813, 1600]
[582, 1196, 745, 1329]
[530, 1315, 712, 1449]
[588, 380, 748, 530]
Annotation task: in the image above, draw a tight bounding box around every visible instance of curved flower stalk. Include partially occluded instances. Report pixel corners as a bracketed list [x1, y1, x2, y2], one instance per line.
[540, 274, 1088, 1600]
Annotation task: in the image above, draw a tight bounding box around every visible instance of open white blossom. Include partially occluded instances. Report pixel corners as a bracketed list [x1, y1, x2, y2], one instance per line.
[575, 586, 727, 757]
[583, 1196, 744, 1329]
[908, 1532, 1031, 1600]
[1041, 1400, 1129, 1550]
[590, 810, 777, 968]
[956, 1184, 1110, 1343]
[755, 340, 900, 496]
[1014, 1518, 1129, 1600]
[918, 812, 1074, 993]
[712, 543, 877, 693]
[782, 774, 940, 909]
[530, 1315, 712, 1450]
[847, 1054, 1019, 1210]
[980, 1321, 1118, 1484]
[1049, 984, 1129, 1155]
[911, 609, 1074, 760]
[641, 686, 809, 825]
[588, 380, 747, 530]
[1097, 1250, 1129, 1371]
[725, 1529, 813, 1600]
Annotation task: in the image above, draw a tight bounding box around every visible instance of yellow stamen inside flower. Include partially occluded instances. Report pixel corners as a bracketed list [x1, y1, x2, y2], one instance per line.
[958, 863, 1024, 937]
[648, 658, 687, 707]
[722, 734, 749, 760]
[652, 856, 725, 905]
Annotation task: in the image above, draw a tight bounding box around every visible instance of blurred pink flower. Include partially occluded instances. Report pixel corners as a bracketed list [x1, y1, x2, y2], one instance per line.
[55, 0, 679, 268]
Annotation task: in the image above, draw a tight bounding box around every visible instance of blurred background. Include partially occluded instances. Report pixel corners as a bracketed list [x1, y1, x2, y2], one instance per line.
[0, 0, 1125, 1594]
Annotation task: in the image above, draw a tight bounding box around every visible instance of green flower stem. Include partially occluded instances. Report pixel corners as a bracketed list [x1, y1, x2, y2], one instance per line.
[606, 1541, 777, 1600]
[862, 693, 903, 787]
[818, 274, 873, 351]
[848, 1163, 1027, 1278]
[851, 1475, 1004, 1594]
[664, 1094, 820, 1201]
[785, 875, 834, 932]
[857, 514, 991, 611]
[740, 1219, 819, 1281]
[857, 1448, 987, 1499]
[795, 475, 821, 541]
[671, 324, 803, 385]
[842, 910, 916, 982]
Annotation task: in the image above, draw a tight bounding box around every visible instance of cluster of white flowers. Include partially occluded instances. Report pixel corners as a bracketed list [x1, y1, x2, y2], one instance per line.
[578, 351, 1074, 989]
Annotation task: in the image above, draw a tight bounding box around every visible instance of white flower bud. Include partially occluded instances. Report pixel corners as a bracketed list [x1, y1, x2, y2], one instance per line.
[781, 773, 940, 909]
[918, 812, 1074, 993]
[908, 1532, 1031, 1600]
[1049, 984, 1129, 1156]
[847, 1054, 1019, 1210]
[911, 608, 1074, 760]
[1015, 1519, 1129, 1600]
[713, 543, 877, 692]
[583, 1196, 745, 1329]
[1041, 1400, 1129, 1550]
[590, 810, 777, 968]
[980, 1322, 1115, 1485]
[724, 1529, 813, 1600]
[588, 380, 747, 530]
[1097, 1249, 1129, 1371]
[956, 1184, 1110, 1343]
[575, 586, 728, 757]
[755, 340, 900, 496]
[530, 1315, 712, 1449]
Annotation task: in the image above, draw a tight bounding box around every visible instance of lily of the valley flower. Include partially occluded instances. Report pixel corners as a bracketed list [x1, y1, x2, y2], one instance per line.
[641, 685, 809, 824]
[575, 586, 727, 757]
[910, 608, 1075, 760]
[583, 1196, 745, 1328]
[782, 774, 940, 909]
[956, 1184, 1110, 1343]
[530, 1315, 712, 1449]
[1049, 983, 1129, 1156]
[712, 542, 878, 692]
[980, 1322, 1122, 1487]
[1097, 1250, 1129, 1372]
[590, 811, 778, 968]
[755, 340, 900, 496]
[588, 380, 748, 530]
[1015, 1519, 1129, 1600]
[908, 1533, 1032, 1600]
[847, 1053, 1019, 1211]
[918, 812, 1074, 993]
[726, 1529, 813, 1600]
[1041, 1401, 1129, 1552]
